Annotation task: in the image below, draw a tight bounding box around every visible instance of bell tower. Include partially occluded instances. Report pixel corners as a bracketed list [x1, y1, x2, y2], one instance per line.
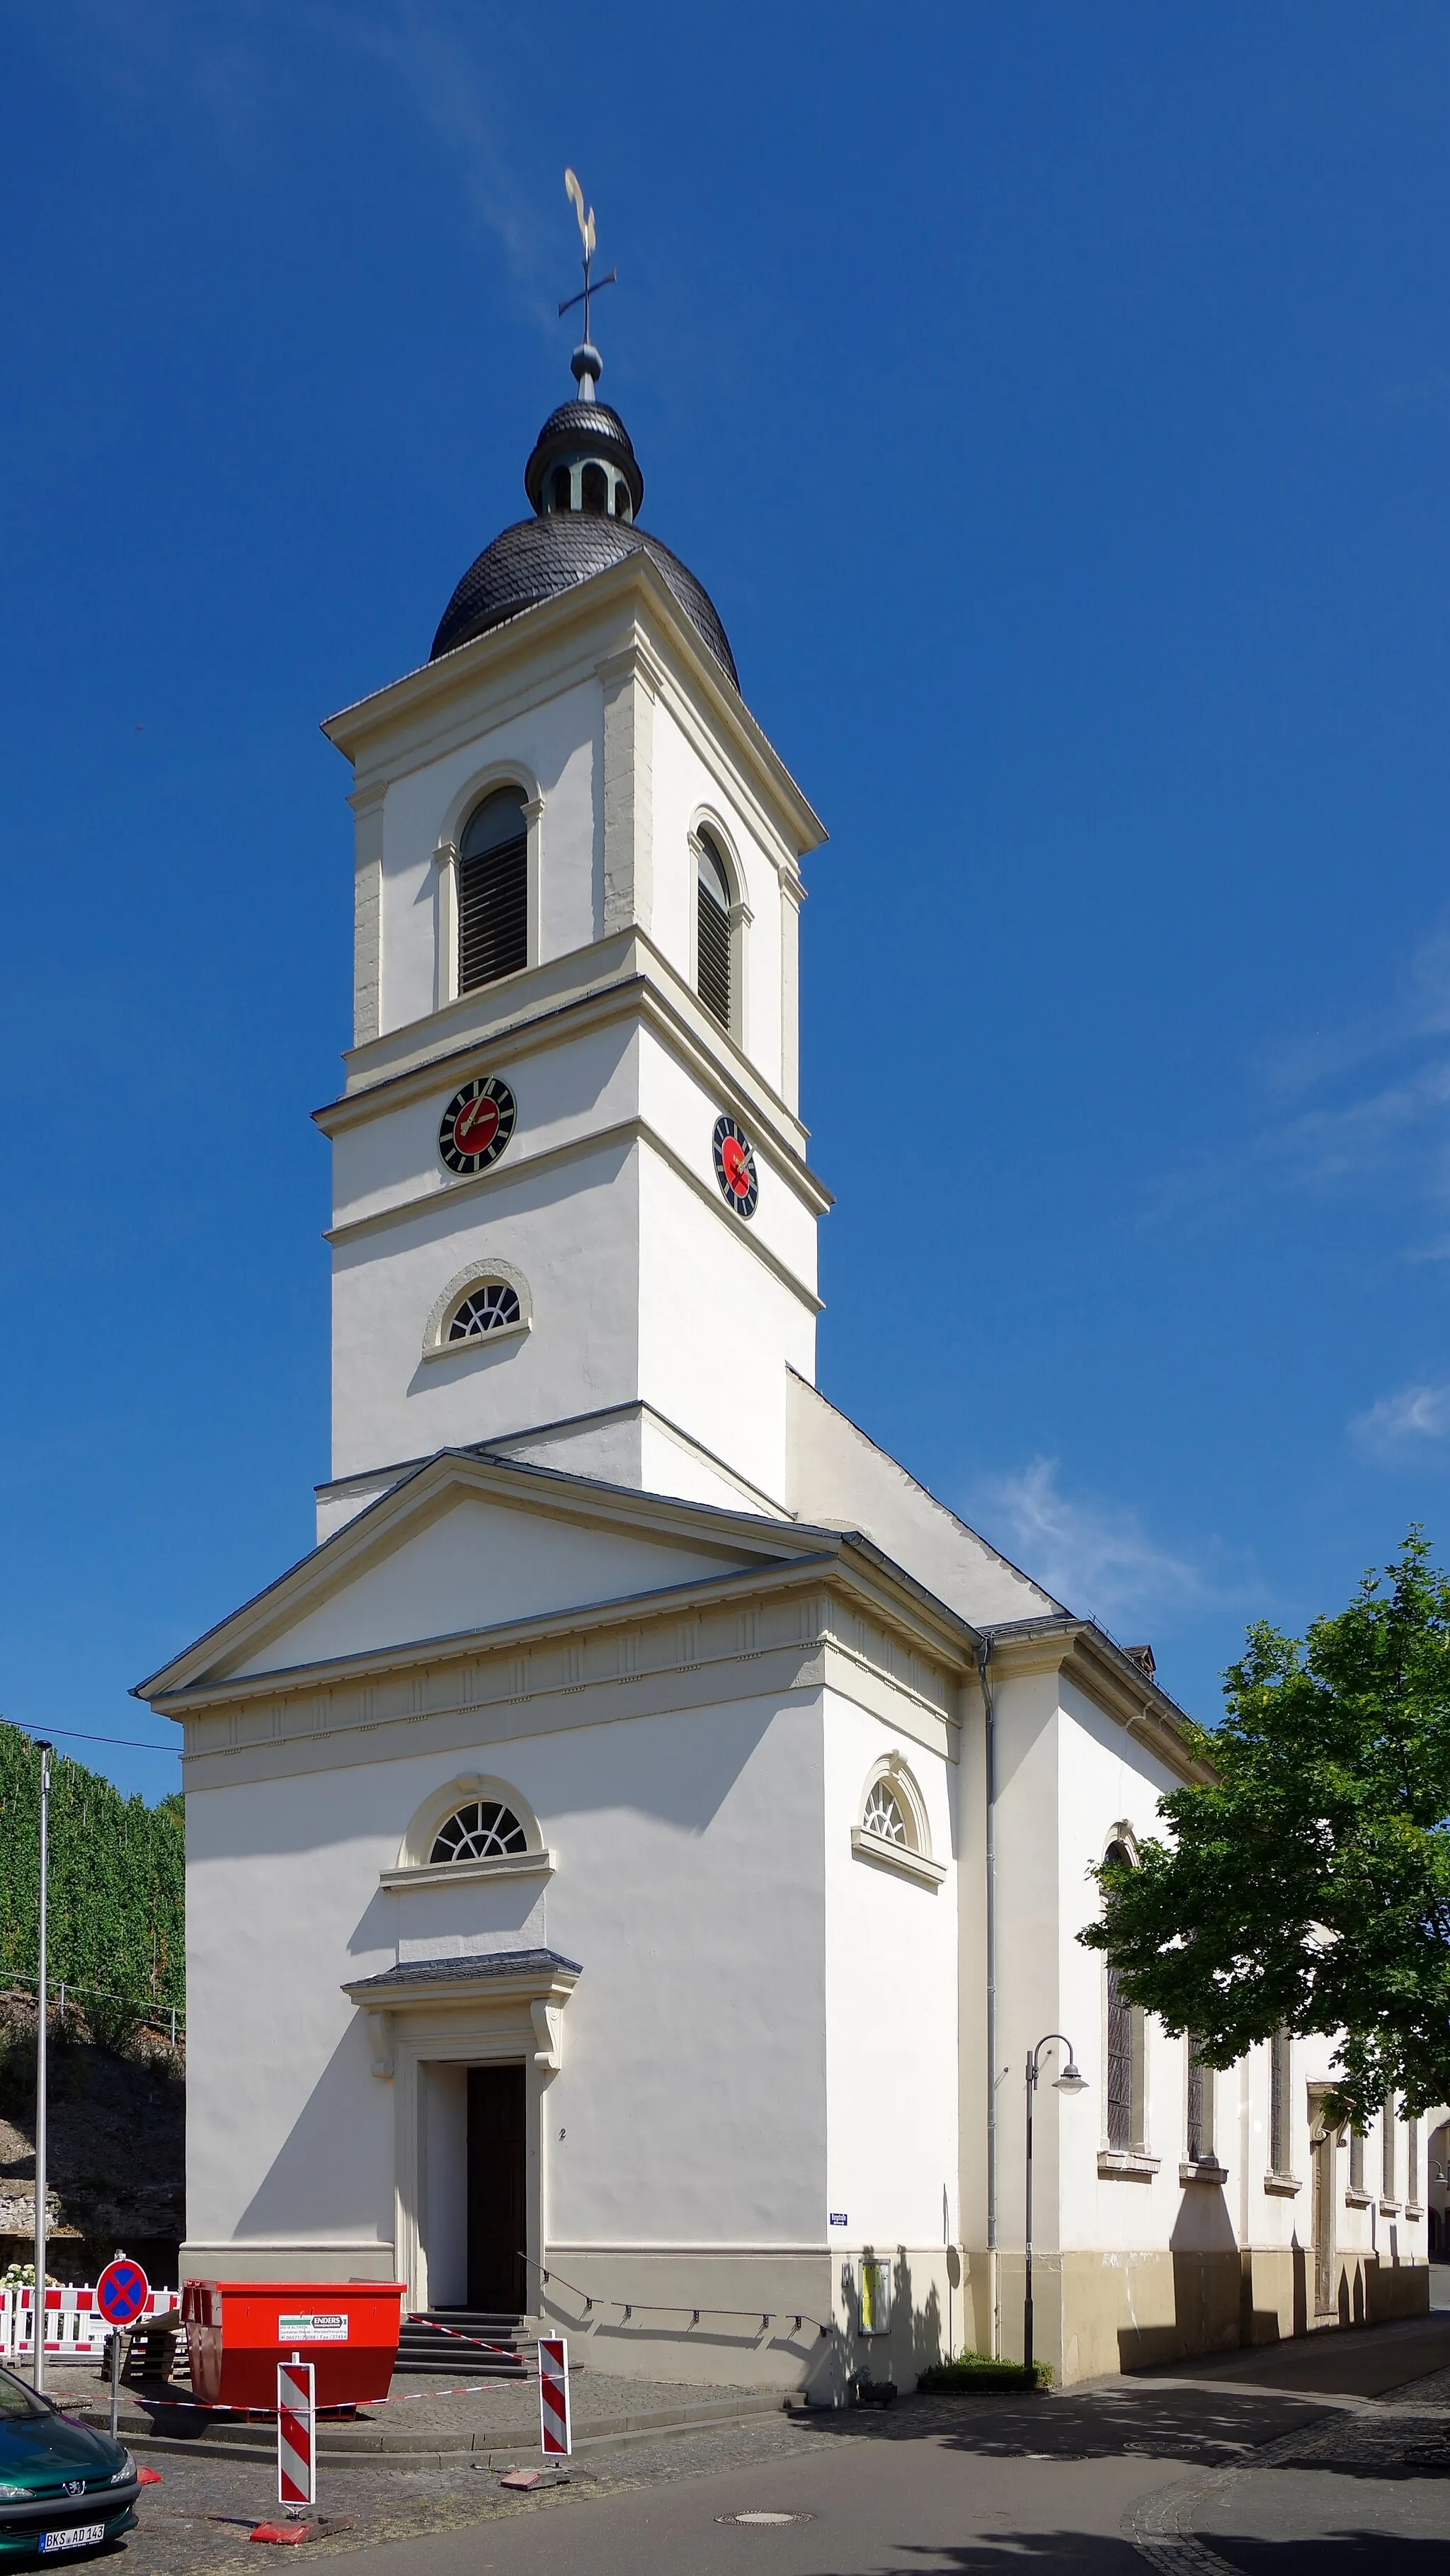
[314, 227, 828, 1541]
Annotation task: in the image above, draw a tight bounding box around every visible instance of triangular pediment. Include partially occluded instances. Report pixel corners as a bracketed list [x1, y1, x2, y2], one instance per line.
[139, 1451, 828, 1702]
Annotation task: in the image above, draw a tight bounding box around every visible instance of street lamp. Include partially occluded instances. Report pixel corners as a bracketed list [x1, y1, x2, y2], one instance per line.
[33, 1742, 52, 2393]
[1023, 2032, 1086, 2378]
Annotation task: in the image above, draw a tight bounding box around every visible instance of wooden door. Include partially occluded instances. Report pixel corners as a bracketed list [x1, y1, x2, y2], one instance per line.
[467, 2063, 527, 2314]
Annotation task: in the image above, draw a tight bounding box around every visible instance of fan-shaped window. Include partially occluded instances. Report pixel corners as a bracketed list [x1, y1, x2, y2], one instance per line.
[850, 1757, 944, 1887]
[581, 462, 608, 515]
[430, 1800, 529, 1864]
[423, 1259, 532, 1360]
[449, 1280, 522, 1341]
[696, 830, 732, 1030]
[862, 1779, 910, 1847]
[458, 786, 527, 992]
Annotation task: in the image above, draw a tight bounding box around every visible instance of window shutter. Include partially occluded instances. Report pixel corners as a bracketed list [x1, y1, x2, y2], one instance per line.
[459, 831, 528, 991]
[697, 879, 731, 1029]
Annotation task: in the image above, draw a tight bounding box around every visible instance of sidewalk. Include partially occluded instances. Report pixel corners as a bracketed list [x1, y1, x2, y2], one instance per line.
[38, 2355, 782, 2465]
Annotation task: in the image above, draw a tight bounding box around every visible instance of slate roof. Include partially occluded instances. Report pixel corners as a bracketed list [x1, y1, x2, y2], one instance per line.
[429, 510, 739, 687]
[347, 1947, 582, 1991]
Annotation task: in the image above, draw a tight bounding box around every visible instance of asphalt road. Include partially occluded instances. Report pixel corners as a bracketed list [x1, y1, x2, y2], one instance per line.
[309, 2310, 1450, 2576]
[65, 2303, 1450, 2575]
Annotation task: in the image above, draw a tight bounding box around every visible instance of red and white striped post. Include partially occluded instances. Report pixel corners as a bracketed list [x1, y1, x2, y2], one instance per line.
[538, 2336, 571, 2458]
[277, 2361, 316, 2508]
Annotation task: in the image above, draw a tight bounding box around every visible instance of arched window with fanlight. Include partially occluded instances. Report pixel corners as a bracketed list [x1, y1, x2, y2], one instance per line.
[850, 1755, 946, 1888]
[423, 1260, 532, 1361]
[695, 829, 733, 1032]
[430, 1798, 529, 1864]
[458, 785, 528, 992]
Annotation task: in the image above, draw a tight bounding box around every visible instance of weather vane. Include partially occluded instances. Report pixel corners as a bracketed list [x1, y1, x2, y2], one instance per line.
[559, 169, 616, 352]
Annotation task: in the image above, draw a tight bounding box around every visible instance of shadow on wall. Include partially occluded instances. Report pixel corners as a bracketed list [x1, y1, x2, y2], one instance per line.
[1117, 2187, 1265, 2373]
[835, 2249, 947, 2394]
[236, 2018, 387, 2244]
[537, 2271, 831, 2395]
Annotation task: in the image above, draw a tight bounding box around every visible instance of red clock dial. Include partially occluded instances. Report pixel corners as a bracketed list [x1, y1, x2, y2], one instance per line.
[438, 1075, 517, 1177]
[452, 1093, 500, 1156]
[712, 1113, 758, 1219]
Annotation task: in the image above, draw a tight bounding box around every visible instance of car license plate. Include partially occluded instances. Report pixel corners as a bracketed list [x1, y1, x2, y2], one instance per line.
[40, 2527, 106, 2553]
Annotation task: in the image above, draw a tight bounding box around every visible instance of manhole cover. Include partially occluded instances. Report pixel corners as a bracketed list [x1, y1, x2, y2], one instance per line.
[717, 2511, 814, 2526]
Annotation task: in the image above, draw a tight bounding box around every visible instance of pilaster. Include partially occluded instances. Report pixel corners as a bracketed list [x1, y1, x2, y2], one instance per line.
[600, 642, 656, 937]
[350, 779, 387, 1045]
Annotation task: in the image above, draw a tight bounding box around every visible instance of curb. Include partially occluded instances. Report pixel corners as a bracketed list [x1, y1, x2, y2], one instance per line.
[79, 2391, 789, 2467]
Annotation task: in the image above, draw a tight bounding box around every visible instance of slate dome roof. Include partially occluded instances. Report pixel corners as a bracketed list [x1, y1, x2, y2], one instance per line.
[429, 357, 738, 688]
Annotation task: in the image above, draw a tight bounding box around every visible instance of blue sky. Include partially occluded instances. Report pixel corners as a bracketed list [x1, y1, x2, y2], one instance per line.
[4, 2, 1450, 1803]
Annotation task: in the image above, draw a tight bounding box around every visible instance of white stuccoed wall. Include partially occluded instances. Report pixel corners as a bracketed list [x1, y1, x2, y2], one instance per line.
[822, 1692, 959, 2251]
[375, 682, 602, 1034]
[322, 577, 821, 1514]
[183, 1685, 830, 2279]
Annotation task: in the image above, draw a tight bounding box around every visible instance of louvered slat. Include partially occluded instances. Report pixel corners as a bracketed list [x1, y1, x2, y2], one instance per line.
[459, 834, 527, 991]
[697, 883, 731, 1030]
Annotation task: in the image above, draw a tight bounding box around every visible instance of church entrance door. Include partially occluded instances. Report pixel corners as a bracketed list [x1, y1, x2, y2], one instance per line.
[467, 2063, 526, 2313]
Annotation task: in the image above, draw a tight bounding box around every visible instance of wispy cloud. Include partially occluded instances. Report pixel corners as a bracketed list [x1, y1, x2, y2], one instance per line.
[17, 4, 554, 321]
[1151, 920, 1450, 1234]
[1349, 1381, 1450, 1461]
[964, 1456, 1214, 1631]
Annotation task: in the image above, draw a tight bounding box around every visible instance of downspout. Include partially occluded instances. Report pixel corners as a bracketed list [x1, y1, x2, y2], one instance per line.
[976, 1635, 999, 2359]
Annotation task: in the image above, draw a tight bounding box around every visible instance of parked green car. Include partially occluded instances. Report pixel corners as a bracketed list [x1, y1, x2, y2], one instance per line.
[0, 2368, 139, 2560]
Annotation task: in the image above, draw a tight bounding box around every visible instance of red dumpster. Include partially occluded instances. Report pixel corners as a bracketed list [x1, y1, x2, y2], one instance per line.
[181, 2280, 406, 2408]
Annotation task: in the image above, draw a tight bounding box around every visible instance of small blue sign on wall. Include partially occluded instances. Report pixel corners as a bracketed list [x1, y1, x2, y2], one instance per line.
[828, 2212, 848, 2227]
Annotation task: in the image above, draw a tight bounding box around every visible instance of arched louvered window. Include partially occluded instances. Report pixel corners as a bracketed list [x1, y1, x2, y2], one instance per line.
[696, 831, 732, 1032]
[581, 462, 608, 515]
[459, 787, 527, 992]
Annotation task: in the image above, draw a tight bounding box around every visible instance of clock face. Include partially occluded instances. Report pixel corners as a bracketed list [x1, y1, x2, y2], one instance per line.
[712, 1112, 759, 1219]
[438, 1075, 518, 1177]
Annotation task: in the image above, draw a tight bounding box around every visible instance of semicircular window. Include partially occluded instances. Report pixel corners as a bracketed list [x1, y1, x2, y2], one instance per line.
[449, 1280, 522, 1341]
[862, 1779, 910, 1847]
[430, 1801, 529, 1864]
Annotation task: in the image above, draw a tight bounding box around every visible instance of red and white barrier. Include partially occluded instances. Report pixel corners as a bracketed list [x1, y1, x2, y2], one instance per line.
[538, 2335, 571, 2457]
[0, 2281, 179, 2360]
[277, 2361, 316, 2507]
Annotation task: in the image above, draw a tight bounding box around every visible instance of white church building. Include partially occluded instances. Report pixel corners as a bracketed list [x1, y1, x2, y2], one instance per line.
[140, 325, 1428, 2390]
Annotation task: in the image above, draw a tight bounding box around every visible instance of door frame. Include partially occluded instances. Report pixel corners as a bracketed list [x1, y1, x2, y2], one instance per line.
[1308, 2087, 1339, 2319]
[391, 2005, 547, 2314]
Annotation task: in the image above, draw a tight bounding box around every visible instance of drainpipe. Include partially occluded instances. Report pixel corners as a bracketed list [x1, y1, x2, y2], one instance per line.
[976, 1638, 999, 2359]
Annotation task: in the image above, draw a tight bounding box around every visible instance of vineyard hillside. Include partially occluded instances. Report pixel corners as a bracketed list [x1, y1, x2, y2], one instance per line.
[0, 1726, 185, 2282]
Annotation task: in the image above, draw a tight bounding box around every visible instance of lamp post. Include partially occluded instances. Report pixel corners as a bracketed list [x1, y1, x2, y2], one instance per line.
[1023, 2032, 1086, 2378]
[33, 1742, 52, 2392]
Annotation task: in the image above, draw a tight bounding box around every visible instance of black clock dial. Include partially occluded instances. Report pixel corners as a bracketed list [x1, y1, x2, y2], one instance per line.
[438, 1075, 517, 1176]
[712, 1113, 759, 1219]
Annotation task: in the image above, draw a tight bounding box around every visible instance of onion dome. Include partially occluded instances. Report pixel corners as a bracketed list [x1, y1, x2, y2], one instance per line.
[430, 344, 738, 688]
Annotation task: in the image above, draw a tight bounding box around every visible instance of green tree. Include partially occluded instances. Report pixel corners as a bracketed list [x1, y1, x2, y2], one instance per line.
[1080, 1532, 1450, 2128]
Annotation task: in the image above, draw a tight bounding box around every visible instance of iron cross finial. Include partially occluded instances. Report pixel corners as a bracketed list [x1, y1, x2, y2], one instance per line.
[559, 168, 617, 355]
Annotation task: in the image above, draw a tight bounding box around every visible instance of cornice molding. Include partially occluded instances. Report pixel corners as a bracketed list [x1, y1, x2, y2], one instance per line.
[979, 1619, 1209, 1786]
[139, 1455, 836, 1703]
[321, 554, 826, 862]
[324, 1111, 825, 1316]
[320, 939, 823, 1199]
[143, 1536, 969, 1774]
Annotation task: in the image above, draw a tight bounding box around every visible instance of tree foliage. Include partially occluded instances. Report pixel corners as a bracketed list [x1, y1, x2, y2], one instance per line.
[0, 1725, 183, 2029]
[1080, 1532, 1450, 2128]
